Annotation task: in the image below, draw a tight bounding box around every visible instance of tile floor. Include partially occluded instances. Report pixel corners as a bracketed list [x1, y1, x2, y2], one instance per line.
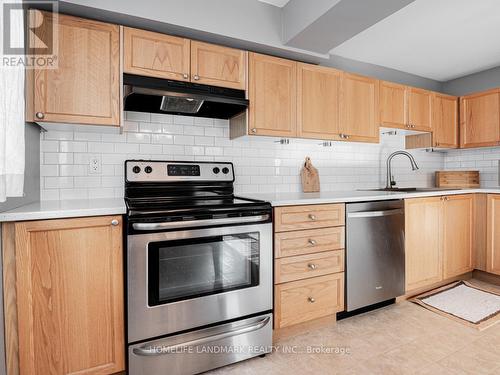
[209, 281, 500, 375]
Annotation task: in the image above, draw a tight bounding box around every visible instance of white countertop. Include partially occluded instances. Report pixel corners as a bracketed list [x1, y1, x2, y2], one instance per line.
[242, 188, 500, 206]
[1, 188, 500, 222]
[0, 198, 126, 222]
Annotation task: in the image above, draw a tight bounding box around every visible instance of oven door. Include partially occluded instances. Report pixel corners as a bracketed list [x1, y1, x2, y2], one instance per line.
[127, 222, 272, 343]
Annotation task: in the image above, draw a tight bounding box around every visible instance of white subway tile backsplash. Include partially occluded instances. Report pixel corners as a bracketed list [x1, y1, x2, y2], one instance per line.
[39, 112, 449, 200]
[127, 133, 151, 144]
[139, 122, 163, 133]
[59, 164, 87, 176]
[60, 141, 87, 153]
[173, 135, 195, 145]
[45, 176, 73, 189]
[444, 147, 500, 188]
[44, 153, 73, 165]
[150, 113, 173, 124]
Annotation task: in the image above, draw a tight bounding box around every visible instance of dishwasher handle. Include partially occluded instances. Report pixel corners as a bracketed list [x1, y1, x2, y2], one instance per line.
[347, 208, 403, 218]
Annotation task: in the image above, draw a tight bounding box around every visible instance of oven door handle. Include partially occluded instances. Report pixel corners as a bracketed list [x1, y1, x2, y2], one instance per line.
[132, 316, 271, 356]
[132, 214, 270, 231]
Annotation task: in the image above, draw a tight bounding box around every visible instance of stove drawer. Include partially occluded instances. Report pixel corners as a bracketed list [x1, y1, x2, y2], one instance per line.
[274, 204, 345, 232]
[275, 227, 345, 258]
[129, 313, 272, 375]
[275, 250, 344, 284]
[275, 273, 344, 329]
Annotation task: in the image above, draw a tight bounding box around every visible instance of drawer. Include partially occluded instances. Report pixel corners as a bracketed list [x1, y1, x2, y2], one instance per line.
[275, 273, 344, 329]
[274, 204, 345, 232]
[275, 250, 344, 284]
[275, 227, 344, 258]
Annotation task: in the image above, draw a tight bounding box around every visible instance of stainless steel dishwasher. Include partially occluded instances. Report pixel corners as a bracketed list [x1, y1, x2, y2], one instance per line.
[346, 200, 405, 312]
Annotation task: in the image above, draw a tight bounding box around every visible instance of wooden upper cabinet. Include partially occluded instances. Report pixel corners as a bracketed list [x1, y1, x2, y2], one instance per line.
[124, 27, 190, 81]
[339, 73, 379, 143]
[432, 93, 458, 148]
[29, 11, 120, 126]
[405, 197, 443, 291]
[7, 216, 125, 375]
[408, 87, 432, 131]
[190, 41, 246, 89]
[297, 63, 340, 140]
[443, 195, 473, 278]
[487, 194, 500, 275]
[248, 53, 297, 137]
[379, 81, 407, 128]
[460, 89, 500, 148]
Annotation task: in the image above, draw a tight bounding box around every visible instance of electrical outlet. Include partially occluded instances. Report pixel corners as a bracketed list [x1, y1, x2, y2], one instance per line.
[89, 157, 102, 174]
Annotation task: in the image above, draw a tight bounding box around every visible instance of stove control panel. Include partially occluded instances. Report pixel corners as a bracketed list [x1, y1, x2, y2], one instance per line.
[126, 160, 234, 182]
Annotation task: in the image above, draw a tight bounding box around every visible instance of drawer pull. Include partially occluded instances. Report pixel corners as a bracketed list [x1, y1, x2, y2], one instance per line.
[308, 239, 317, 246]
[308, 297, 316, 303]
[308, 214, 317, 221]
[308, 263, 318, 270]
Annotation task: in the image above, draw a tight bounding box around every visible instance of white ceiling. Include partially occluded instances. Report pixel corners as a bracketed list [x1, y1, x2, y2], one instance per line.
[258, 0, 290, 8]
[330, 0, 500, 81]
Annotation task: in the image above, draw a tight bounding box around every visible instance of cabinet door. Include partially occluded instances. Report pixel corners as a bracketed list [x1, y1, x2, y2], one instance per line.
[443, 195, 473, 278]
[405, 197, 443, 291]
[432, 93, 458, 148]
[339, 73, 379, 143]
[487, 194, 500, 275]
[248, 53, 297, 137]
[379, 81, 407, 129]
[124, 27, 190, 81]
[31, 11, 120, 126]
[460, 89, 500, 148]
[297, 63, 340, 140]
[408, 88, 432, 131]
[190, 41, 246, 90]
[13, 216, 125, 375]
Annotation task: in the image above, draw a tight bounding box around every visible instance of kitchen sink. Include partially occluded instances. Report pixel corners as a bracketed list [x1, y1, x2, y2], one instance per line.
[360, 187, 461, 193]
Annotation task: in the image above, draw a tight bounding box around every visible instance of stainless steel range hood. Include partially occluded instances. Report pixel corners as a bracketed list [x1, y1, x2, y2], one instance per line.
[123, 74, 249, 119]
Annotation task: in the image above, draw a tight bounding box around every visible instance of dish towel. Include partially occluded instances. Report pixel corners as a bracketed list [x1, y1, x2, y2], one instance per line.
[0, 1, 25, 202]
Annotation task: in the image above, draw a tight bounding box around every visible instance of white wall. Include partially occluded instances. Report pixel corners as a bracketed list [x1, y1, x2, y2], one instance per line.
[444, 147, 500, 187]
[39, 112, 445, 200]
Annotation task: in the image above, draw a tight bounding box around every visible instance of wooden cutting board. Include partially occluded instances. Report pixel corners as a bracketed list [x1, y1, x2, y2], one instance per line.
[435, 171, 480, 188]
[301, 157, 320, 193]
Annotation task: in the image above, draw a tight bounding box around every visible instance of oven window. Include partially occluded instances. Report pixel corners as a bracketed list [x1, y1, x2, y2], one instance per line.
[148, 232, 260, 306]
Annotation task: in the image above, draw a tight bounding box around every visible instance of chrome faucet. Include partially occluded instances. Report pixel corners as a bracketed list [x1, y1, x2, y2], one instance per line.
[386, 151, 419, 189]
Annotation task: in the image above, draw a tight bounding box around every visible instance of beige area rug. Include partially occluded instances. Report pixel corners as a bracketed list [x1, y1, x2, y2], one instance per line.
[410, 280, 500, 330]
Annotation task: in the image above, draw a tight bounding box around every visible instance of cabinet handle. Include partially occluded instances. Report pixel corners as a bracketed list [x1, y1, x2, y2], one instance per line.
[111, 219, 119, 226]
[308, 239, 317, 246]
[308, 263, 318, 270]
[308, 214, 316, 221]
[194, 75, 200, 80]
[344, 134, 350, 139]
[35, 112, 44, 119]
[411, 124, 416, 128]
[183, 73, 189, 79]
[308, 297, 316, 303]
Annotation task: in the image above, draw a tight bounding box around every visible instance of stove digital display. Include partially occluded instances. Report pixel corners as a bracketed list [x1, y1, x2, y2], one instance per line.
[167, 164, 201, 176]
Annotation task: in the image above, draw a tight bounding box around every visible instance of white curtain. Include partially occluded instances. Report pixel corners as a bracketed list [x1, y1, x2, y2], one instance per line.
[0, 0, 25, 202]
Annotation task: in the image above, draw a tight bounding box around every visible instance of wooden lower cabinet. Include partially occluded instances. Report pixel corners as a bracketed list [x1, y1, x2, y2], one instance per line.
[405, 197, 443, 291]
[275, 273, 344, 329]
[2, 216, 125, 375]
[443, 195, 474, 278]
[273, 204, 346, 329]
[405, 195, 474, 292]
[487, 194, 500, 275]
[275, 250, 344, 284]
[274, 203, 345, 232]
